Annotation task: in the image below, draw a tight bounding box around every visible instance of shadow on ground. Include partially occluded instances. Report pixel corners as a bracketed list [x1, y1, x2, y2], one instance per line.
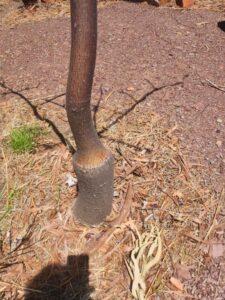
[24, 255, 94, 300]
[218, 21, 225, 32]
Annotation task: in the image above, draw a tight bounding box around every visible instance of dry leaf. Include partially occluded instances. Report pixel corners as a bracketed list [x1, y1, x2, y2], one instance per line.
[170, 276, 184, 291]
[191, 217, 203, 225]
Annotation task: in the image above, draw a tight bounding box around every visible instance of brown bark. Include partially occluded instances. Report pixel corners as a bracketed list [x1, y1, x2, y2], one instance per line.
[66, 0, 114, 225]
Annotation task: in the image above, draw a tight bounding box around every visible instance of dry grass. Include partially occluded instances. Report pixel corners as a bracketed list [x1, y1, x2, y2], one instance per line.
[0, 0, 70, 28]
[1, 0, 225, 28]
[0, 0, 114, 28]
[0, 86, 224, 299]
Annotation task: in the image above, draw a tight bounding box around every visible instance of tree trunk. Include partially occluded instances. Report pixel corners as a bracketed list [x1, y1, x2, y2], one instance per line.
[66, 0, 114, 225]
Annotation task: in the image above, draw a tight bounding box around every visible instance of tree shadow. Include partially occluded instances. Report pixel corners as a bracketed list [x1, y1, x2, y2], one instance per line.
[97, 80, 183, 136]
[24, 255, 94, 300]
[0, 80, 75, 154]
[218, 21, 225, 32]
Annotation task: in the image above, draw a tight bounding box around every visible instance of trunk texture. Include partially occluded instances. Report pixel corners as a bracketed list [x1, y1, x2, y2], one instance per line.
[66, 0, 114, 225]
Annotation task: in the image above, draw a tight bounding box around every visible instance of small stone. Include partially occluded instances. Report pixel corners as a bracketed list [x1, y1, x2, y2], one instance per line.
[126, 86, 135, 91]
[66, 174, 77, 187]
[217, 118, 223, 124]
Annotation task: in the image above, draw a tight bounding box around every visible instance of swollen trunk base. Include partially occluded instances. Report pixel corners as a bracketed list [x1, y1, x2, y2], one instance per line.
[73, 153, 114, 225]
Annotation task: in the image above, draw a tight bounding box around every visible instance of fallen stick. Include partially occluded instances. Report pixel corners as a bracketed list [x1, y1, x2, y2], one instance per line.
[206, 79, 225, 93]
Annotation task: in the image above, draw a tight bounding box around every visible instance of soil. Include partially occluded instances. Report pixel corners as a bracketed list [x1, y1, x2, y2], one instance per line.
[0, 1, 225, 299]
[1, 1, 225, 191]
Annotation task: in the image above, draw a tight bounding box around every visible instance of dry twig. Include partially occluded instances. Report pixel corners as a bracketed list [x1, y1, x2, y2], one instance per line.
[206, 79, 225, 93]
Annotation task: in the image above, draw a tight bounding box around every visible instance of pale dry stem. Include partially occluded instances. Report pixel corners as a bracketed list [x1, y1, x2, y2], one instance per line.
[125, 223, 162, 300]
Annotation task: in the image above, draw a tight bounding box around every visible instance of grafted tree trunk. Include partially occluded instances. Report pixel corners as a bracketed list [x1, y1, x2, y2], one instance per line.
[66, 0, 114, 225]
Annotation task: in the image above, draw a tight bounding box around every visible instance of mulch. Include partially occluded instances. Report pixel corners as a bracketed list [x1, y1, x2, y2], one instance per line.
[1, 1, 224, 191]
[0, 1, 225, 299]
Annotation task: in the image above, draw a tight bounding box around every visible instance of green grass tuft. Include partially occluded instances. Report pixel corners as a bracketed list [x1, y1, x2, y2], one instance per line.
[9, 125, 43, 154]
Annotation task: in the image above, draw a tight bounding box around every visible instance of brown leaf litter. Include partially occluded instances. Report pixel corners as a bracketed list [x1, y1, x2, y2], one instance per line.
[0, 87, 224, 299]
